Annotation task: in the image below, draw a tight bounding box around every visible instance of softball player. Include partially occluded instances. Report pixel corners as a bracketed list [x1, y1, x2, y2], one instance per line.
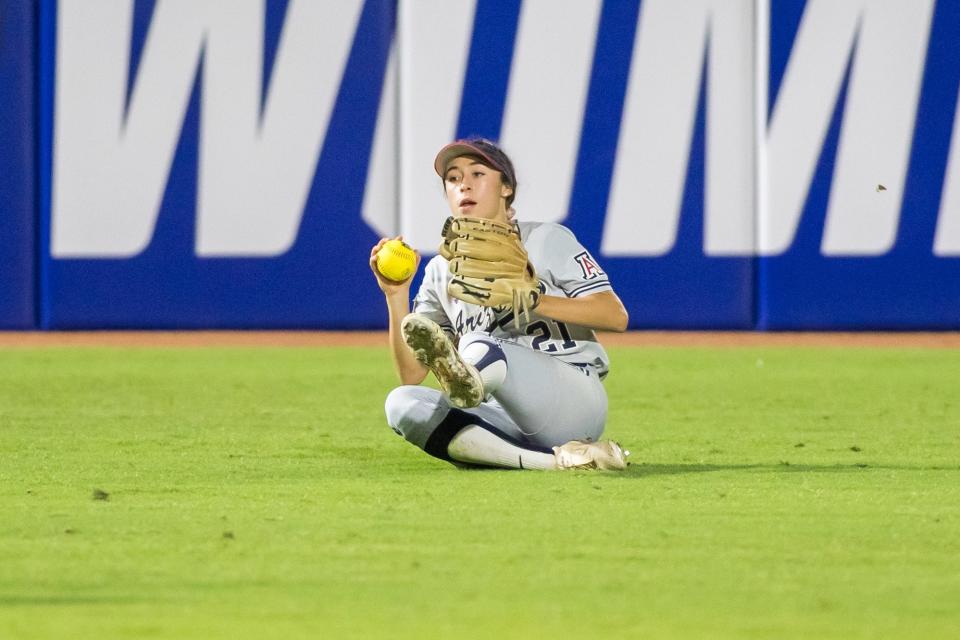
[369, 138, 629, 470]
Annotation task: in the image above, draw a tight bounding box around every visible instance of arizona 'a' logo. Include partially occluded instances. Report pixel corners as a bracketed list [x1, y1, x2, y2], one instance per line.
[574, 251, 605, 279]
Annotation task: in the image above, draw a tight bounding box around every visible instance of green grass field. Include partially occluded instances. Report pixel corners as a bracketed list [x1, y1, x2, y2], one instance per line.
[1, 344, 958, 639]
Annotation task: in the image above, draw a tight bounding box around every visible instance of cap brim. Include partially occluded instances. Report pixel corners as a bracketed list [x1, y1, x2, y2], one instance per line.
[434, 141, 500, 177]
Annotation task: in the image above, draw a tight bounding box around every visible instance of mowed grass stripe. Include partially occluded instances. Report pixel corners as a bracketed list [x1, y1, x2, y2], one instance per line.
[0, 346, 957, 639]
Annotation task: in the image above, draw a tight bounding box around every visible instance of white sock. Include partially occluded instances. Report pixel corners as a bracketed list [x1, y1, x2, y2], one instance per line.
[447, 425, 557, 470]
[460, 341, 507, 395]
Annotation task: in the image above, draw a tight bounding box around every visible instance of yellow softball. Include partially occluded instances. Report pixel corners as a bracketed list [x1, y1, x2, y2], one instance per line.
[376, 239, 417, 282]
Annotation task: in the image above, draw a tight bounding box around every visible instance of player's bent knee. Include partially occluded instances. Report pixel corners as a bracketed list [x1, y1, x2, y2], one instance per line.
[384, 385, 447, 448]
[459, 334, 502, 356]
[458, 336, 508, 394]
[383, 386, 423, 434]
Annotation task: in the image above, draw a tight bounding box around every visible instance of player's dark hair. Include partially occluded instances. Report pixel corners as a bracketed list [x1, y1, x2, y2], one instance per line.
[439, 137, 517, 207]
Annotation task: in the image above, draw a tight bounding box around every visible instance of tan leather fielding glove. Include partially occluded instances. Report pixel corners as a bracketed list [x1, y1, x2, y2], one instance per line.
[439, 216, 541, 325]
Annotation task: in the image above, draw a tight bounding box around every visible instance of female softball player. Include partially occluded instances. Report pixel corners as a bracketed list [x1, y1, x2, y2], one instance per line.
[369, 138, 629, 470]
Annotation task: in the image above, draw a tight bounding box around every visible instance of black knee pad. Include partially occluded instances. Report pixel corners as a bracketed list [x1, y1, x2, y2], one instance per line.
[423, 408, 475, 462]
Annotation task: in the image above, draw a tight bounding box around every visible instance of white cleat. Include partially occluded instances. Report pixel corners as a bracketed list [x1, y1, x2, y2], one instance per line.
[553, 439, 630, 471]
[401, 313, 484, 409]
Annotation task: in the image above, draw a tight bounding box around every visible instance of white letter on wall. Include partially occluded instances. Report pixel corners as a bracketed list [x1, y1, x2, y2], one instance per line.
[52, 0, 363, 258]
[499, 0, 602, 224]
[53, 0, 209, 257]
[933, 87, 960, 256]
[398, 0, 476, 252]
[197, 0, 362, 256]
[602, 0, 756, 256]
[763, 0, 933, 256]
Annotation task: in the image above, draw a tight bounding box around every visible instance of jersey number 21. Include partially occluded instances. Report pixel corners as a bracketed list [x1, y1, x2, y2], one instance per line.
[527, 320, 576, 352]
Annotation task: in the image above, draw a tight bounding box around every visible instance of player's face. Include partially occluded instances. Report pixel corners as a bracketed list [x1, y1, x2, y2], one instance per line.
[443, 156, 513, 220]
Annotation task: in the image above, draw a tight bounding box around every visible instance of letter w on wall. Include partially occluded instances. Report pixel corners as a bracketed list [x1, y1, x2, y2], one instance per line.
[52, 0, 362, 258]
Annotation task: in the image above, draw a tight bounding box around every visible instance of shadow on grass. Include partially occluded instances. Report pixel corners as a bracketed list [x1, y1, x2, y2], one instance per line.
[628, 462, 960, 477]
[446, 461, 959, 476]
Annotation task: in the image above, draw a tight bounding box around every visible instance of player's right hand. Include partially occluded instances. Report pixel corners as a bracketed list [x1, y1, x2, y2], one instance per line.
[369, 236, 421, 296]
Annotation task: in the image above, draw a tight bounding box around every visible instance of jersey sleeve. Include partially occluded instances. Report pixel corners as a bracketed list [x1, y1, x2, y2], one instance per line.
[529, 224, 613, 298]
[411, 256, 457, 338]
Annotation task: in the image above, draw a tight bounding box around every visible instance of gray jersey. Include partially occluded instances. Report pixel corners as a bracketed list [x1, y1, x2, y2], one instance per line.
[413, 221, 614, 378]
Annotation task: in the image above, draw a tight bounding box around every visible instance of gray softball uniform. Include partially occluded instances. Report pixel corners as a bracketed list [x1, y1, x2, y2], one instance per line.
[387, 221, 616, 450]
[417, 222, 613, 375]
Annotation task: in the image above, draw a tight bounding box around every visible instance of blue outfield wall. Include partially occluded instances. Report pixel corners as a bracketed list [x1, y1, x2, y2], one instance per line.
[758, 0, 960, 329]
[0, 0, 36, 328]
[38, 0, 396, 329]
[563, 0, 754, 330]
[5, 0, 960, 330]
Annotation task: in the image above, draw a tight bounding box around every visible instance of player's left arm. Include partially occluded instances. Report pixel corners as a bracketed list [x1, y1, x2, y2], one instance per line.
[535, 290, 629, 332]
[523, 223, 629, 332]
